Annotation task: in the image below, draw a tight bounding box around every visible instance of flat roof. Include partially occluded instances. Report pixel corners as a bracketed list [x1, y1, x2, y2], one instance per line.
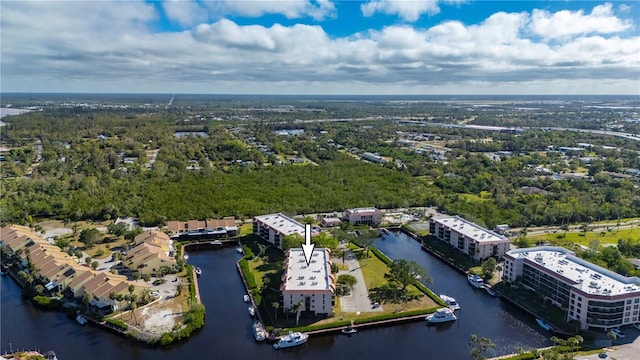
[432, 215, 507, 243]
[508, 247, 640, 296]
[254, 213, 305, 236]
[346, 207, 380, 214]
[282, 248, 333, 292]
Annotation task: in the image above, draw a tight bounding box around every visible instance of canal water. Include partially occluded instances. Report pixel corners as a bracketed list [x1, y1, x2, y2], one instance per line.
[1, 231, 550, 359]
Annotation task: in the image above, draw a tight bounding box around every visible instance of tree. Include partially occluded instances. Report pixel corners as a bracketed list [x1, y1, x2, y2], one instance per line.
[91, 261, 99, 270]
[271, 301, 280, 321]
[384, 259, 428, 292]
[481, 257, 497, 280]
[469, 334, 495, 360]
[79, 228, 101, 248]
[54, 237, 71, 252]
[107, 222, 128, 237]
[337, 274, 358, 289]
[292, 301, 304, 327]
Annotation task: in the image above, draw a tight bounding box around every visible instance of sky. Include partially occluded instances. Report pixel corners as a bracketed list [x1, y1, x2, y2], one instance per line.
[1, 0, 639, 95]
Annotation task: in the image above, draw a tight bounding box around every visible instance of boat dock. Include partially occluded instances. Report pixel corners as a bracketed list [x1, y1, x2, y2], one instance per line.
[305, 312, 431, 336]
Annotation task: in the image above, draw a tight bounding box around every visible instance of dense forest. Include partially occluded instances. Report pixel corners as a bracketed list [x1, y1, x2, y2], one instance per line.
[1, 96, 639, 230]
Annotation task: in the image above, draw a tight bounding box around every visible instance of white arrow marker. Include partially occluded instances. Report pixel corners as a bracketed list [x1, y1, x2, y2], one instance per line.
[301, 224, 315, 267]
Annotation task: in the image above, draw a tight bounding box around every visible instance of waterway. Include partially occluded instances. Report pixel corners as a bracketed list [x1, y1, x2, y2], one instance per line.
[1, 231, 550, 359]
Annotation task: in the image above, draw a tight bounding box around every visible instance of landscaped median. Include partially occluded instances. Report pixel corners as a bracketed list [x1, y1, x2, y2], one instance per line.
[239, 235, 446, 334]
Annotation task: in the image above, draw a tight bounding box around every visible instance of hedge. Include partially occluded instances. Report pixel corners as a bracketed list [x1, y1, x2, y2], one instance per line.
[32, 295, 62, 310]
[106, 318, 129, 331]
[239, 259, 257, 290]
[370, 247, 393, 266]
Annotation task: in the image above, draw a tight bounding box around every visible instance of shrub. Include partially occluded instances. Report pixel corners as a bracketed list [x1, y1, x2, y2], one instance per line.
[106, 318, 129, 331]
[32, 295, 62, 310]
[160, 332, 174, 346]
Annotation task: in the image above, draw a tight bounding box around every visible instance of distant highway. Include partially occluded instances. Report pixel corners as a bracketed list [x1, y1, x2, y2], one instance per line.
[533, 127, 640, 142]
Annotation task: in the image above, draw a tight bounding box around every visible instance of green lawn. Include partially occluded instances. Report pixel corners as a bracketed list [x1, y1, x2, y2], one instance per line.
[526, 227, 640, 247]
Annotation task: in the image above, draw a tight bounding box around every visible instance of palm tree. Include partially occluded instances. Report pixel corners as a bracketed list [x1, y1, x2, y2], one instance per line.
[271, 301, 280, 321]
[292, 301, 304, 327]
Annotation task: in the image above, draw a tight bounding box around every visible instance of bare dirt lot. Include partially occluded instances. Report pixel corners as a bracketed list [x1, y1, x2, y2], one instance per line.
[119, 297, 186, 336]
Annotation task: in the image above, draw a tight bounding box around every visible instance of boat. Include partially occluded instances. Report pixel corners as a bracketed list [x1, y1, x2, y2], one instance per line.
[342, 321, 357, 334]
[536, 318, 553, 331]
[426, 308, 457, 323]
[183, 254, 189, 260]
[211, 240, 222, 245]
[253, 321, 266, 341]
[273, 332, 309, 349]
[485, 287, 498, 297]
[76, 314, 88, 325]
[248, 305, 255, 317]
[342, 327, 357, 334]
[467, 274, 485, 288]
[194, 267, 202, 276]
[380, 228, 389, 234]
[244, 294, 250, 303]
[439, 294, 460, 311]
[236, 247, 243, 254]
[45, 351, 58, 360]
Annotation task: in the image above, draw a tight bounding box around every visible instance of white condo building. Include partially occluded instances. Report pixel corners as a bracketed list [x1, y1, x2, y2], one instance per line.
[503, 247, 640, 330]
[280, 248, 336, 316]
[253, 213, 305, 248]
[343, 207, 382, 226]
[429, 215, 510, 261]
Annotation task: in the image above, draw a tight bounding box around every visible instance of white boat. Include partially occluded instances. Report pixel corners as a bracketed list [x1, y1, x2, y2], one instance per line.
[536, 318, 553, 331]
[76, 314, 88, 325]
[236, 247, 243, 254]
[194, 267, 202, 276]
[273, 332, 309, 349]
[211, 240, 222, 245]
[244, 294, 250, 303]
[45, 351, 57, 360]
[426, 308, 457, 323]
[468, 274, 485, 288]
[342, 320, 357, 334]
[248, 305, 255, 317]
[439, 294, 460, 311]
[485, 287, 498, 297]
[342, 327, 357, 334]
[253, 321, 266, 341]
[183, 254, 189, 260]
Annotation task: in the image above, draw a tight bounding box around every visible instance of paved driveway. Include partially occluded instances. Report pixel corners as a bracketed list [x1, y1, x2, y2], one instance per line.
[576, 328, 640, 360]
[338, 250, 383, 313]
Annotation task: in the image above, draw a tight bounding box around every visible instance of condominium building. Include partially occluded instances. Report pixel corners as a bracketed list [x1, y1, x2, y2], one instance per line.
[280, 248, 335, 316]
[429, 215, 510, 261]
[253, 213, 305, 248]
[343, 207, 382, 226]
[503, 246, 640, 330]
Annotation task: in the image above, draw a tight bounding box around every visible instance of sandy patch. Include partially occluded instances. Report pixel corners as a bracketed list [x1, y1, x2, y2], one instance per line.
[121, 298, 185, 335]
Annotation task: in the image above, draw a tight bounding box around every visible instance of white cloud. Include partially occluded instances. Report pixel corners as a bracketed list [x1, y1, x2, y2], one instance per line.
[1, 1, 638, 94]
[361, 0, 441, 21]
[206, 0, 336, 21]
[530, 2, 633, 41]
[162, 0, 208, 26]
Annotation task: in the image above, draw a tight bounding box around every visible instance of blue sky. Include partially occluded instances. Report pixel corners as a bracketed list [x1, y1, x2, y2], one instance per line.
[1, 1, 639, 94]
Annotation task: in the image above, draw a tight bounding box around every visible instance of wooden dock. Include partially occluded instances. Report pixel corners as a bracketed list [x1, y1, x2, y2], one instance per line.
[305, 312, 430, 336]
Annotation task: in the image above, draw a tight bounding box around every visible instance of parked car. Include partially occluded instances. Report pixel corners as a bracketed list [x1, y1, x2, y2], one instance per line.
[608, 328, 626, 338]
